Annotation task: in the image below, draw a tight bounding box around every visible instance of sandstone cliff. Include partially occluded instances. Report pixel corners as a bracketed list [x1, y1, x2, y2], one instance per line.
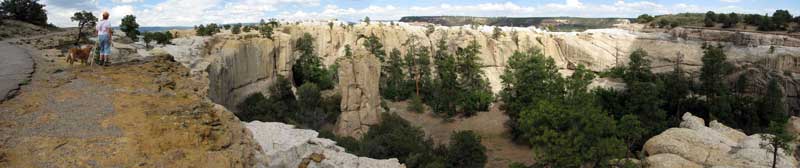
[643, 112, 797, 168]
[167, 22, 799, 113]
[334, 52, 382, 139]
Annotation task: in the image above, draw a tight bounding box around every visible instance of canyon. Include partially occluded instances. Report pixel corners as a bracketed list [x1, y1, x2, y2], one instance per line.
[3, 18, 800, 167]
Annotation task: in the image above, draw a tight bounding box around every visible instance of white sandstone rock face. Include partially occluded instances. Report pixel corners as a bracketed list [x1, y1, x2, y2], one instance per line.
[244, 121, 405, 168]
[334, 53, 382, 139]
[645, 154, 703, 168]
[160, 36, 213, 73]
[178, 22, 800, 113]
[644, 112, 798, 168]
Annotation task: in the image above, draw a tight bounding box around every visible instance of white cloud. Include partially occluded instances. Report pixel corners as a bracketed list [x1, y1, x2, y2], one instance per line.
[111, 0, 143, 3]
[42, 0, 799, 27]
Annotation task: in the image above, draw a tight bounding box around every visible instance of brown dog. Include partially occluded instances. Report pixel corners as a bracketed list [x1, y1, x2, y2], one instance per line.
[67, 45, 93, 65]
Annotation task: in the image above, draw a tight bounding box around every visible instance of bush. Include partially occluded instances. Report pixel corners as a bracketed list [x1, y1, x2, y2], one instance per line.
[296, 83, 326, 130]
[0, 0, 47, 26]
[636, 14, 654, 23]
[195, 23, 220, 36]
[322, 92, 342, 124]
[445, 131, 487, 168]
[242, 25, 251, 32]
[235, 75, 296, 123]
[360, 113, 438, 165]
[231, 23, 242, 34]
[459, 89, 492, 116]
[407, 95, 424, 113]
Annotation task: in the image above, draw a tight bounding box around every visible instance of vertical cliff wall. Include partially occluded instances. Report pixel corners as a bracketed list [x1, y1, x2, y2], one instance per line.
[178, 22, 800, 114]
[334, 52, 382, 138]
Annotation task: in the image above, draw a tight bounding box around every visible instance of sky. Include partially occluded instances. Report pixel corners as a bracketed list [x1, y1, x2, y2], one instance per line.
[41, 0, 800, 27]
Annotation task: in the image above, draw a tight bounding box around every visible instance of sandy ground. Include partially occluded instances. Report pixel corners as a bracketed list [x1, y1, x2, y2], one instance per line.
[388, 101, 535, 168]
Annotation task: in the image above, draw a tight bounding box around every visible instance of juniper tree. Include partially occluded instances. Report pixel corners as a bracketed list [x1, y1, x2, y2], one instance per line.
[71, 11, 97, 45]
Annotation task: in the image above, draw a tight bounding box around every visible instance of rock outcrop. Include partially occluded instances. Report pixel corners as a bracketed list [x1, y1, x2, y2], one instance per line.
[669, 27, 800, 47]
[644, 112, 797, 168]
[334, 53, 382, 139]
[245, 121, 405, 168]
[184, 23, 800, 114]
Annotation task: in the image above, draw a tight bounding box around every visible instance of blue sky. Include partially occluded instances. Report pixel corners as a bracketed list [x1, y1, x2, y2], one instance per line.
[42, 0, 800, 27]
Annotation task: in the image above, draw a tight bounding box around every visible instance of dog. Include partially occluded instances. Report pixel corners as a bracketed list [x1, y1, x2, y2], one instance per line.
[67, 44, 94, 65]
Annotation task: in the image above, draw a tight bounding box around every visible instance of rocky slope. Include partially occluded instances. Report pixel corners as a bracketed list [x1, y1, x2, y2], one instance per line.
[0, 47, 261, 167]
[644, 112, 797, 168]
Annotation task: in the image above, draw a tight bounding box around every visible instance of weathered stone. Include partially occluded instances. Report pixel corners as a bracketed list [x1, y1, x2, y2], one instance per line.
[645, 154, 703, 168]
[334, 52, 382, 139]
[644, 112, 798, 168]
[244, 121, 405, 168]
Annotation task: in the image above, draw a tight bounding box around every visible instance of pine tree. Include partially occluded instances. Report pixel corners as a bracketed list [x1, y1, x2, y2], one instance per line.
[456, 41, 492, 115]
[120, 15, 140, 41]
[500, 48, 563, 142]
[700, 45, 734, 121]
[624, 49, 654, 83]
[430, 38, 459, 116]
[363, 34, 385, 62]
[700, 45, 732, 97]
[445, 131, 487, 168]
[381, 48, 406, 100]
[292, 33, 333, 89]
[759, 78, 787, 126]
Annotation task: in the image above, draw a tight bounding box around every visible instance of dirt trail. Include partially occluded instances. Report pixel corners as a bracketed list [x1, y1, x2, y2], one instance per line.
[0, 40, 34, 102]
[0, 33, 259, 167]
[388, 101, 535, 168]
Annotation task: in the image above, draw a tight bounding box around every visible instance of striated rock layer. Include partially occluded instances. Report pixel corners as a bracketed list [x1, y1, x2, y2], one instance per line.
[245, 121, 405, 168]
[644, 112, 797, 168]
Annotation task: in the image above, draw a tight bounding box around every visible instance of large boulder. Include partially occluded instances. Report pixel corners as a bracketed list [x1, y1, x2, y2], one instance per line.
[645, 154, 702, 168]
[245, 121, 405, 168]
[643, 112, 798, 168]
[334, 52, 382, 139]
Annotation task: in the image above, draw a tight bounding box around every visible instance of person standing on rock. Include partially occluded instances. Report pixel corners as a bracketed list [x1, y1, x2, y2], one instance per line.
[95, 11, 112, 66]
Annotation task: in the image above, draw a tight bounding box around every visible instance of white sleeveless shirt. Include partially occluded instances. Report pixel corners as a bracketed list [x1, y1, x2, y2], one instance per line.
[96, 20, 111, 35]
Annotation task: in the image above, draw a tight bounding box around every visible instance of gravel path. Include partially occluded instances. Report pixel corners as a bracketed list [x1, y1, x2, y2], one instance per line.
[0, 40, 34, 102]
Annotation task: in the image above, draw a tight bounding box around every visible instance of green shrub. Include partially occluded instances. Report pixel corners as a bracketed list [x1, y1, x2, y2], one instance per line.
[235, 76, 296, 123]
[231, 23, 242, 34]
[297, 83, 326, 130]
[0, 0, 47, 26]
[322, 92, 342, 124]
[445, 131, 487, 168]
[408, 95, 424, 113]
[459, 90, 492, 116]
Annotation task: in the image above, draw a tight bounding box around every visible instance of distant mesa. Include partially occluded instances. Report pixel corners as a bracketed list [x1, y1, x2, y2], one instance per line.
[399, 16, 632, 31]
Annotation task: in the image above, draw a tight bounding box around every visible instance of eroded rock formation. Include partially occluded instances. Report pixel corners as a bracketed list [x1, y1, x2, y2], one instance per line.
[176, 22, 800, 113]
[334, 52, 382, 139]
[644, 112, 797, 168]
[245, 121, 405, 168]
